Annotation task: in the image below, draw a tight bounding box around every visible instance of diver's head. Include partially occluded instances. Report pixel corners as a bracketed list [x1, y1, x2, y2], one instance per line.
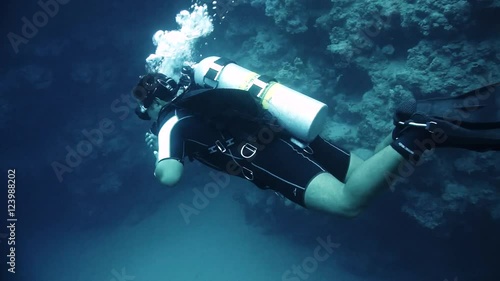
[132, 73, 178, 120]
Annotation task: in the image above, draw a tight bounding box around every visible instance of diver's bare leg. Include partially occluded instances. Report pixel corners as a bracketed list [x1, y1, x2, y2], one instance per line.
[304, 145, 403, 217]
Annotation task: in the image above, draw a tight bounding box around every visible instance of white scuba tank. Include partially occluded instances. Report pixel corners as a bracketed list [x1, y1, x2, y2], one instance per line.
[192, 56, 328, 143]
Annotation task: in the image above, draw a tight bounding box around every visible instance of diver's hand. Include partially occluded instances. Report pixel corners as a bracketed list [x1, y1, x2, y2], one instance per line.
[145, 132, 158, 153]
[178, 73, 191, 89]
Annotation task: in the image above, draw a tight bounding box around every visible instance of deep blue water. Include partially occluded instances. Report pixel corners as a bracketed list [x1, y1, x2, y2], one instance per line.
[1, 1, 499, 281]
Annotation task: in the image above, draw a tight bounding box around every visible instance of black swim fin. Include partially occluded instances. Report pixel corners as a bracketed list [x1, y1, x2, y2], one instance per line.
[394, 83, 500, 151]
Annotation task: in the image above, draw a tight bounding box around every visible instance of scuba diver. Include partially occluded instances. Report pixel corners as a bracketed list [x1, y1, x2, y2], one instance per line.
[132, 57, 500, 217]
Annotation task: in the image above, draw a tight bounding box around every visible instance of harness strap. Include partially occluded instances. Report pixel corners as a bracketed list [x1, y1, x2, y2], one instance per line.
[247, 75, 277, 98]
[203, 57, 235, 88]
[215, 131, 257, 181]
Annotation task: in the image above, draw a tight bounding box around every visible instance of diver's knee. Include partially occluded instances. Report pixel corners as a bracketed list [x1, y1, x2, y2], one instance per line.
[335, 204, 363, 218]
[317, 206, 362, 218]
[345, 153, 364, 180]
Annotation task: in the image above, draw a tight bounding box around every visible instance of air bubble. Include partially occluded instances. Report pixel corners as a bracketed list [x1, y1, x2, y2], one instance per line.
[145, 4, 214, 75]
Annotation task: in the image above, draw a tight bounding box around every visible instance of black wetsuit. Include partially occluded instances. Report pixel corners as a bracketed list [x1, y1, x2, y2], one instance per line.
[153, 107, 351, 207]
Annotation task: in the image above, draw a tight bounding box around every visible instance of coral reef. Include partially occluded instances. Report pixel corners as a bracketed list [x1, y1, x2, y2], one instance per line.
[404, 39, 500, 96]
[245, 0, 317, 34]
[399, 0, 471, 36]
[226, 0, 500, 229]
[402, 180, 499, 229]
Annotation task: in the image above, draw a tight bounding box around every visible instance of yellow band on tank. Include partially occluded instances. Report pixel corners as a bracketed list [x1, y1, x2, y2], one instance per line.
[239, 72, 259, 90]
[260, 82, 278, 109]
